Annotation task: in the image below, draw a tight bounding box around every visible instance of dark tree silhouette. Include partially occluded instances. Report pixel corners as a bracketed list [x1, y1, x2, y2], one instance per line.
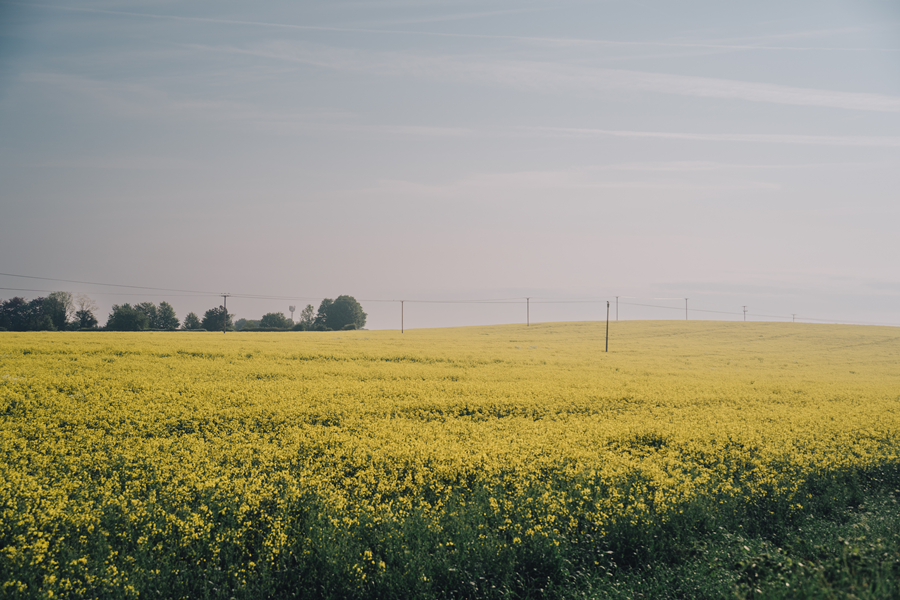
[107, 304, 150, 331]
[201, 306, 233, 331]
[260, 312, 291, 329]
[182, 312, 202, 330]
[315, 296, 366, 330]
[156, 302, 179, 330]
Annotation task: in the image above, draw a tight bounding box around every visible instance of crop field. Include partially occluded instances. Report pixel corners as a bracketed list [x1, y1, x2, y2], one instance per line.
[2, 322, 900, 599]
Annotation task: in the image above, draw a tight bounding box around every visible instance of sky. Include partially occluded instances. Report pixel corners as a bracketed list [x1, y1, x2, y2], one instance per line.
[1, 0, 899, 330]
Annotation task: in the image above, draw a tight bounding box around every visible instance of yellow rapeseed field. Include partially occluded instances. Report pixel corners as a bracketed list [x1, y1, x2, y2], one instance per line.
[1, 321, 899, 598]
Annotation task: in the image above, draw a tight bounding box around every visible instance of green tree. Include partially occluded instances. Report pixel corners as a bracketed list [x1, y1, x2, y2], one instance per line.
[75, 309, 98, 329]
[75, 294, 99, 329]
[315, 295, 366, 331]
[313, 299, 334, 330]
[0, 297, 37, 331]
[299, 304, 315, 329]
[135, 302, 158, 328]
[234, 318, 259, 330]
[0, 297, 54, 331]
[201, 306, 233, 331]
[46, 291, 74, 330]
[156, 301, 179, 330]
[106, 304, 149, 331]
[0, 297, 26, 330]
[331, 295, 367, 330]
[182, 312, 202, 330]
[259, 312, 291, 329]
[28, 297, 55, 331]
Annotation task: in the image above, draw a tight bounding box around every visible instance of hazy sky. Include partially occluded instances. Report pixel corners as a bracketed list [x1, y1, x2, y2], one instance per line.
[2, 0, 899, 329]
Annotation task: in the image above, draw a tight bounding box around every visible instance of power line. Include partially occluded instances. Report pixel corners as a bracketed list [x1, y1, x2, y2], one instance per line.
[616, 300, 899, 327]
[0, 286, 209, 298]
[0, 272, 216, 295]
[2, 272, 897, 328]
[394, 298, 525, 304]
[618, 300, 740, 315]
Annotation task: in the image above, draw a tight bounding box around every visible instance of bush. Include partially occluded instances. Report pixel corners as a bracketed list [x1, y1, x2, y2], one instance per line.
[76, 308, 99, 329]
[106, 304, 149, 331]
[314, 295, 367, 331]
[182, 312, 202, 330]
[234, 318, 259, 331]
[200, 306, 233, 331]
[259, 312, 291, 329]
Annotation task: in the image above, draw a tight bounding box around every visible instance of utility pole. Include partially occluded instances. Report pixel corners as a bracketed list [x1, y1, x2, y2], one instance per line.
[743, 306, 747, 322]
[401, 300, 404, 333]
[792, 314, 796, 323]
[605, 301, 610, 352]
[615, 296, 619, 321]
[221, 293, 230, 333]
[685, 298, 688, 321]
[526, 297, 530, 326]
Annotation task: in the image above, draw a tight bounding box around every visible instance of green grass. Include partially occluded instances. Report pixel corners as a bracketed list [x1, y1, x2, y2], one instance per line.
[566, 468, 900, 599]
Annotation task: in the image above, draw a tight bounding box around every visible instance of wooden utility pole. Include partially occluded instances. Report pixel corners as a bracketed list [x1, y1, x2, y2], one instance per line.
[743, 306, 747, 322]
[526, 297, 530, 326]
[401, 300, 404, 333]
[685, 298, 688, 321]
[221, 293, 230, 333]
[605, 300, 610, 352]
[615, 296, 619, 321]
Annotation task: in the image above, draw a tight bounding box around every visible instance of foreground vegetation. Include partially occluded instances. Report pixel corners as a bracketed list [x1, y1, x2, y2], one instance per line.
[1, 321, 899, 598]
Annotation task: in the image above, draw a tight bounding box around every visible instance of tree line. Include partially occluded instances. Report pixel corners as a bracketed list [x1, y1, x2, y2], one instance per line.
[0, 292, 99, 331]
[0, 293, 366, 332]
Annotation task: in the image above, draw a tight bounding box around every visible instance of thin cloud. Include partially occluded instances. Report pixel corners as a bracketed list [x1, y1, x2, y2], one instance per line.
[526, 65, 900, 112]
[21, 70, 900, 142]
[21, 72, 321, 126]
[363, 167, 781, 199]
[223, 40, 900, 112]
[367, 125, 474, 137]
[20, 3, 899, 52]
[591, 161, 792, 172]
[526, 127, 900, 147]
[356, 7, 543, 27]
[8, 156, 200, 170]
[673, 26, 880, 51]
[19, 3, 535, 40]
[19, 72, 476, 137]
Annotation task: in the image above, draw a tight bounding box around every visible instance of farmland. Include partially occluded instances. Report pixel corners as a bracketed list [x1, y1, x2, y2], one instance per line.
[2, 322, 900, 598]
